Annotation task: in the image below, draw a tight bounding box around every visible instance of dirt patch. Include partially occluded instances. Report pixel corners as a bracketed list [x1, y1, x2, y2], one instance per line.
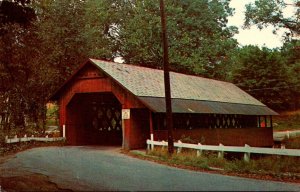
[0, 173, 72, 192]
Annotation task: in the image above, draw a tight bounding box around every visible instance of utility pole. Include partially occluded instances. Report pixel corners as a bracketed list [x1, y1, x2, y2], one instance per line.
[159, 0, 174, 154]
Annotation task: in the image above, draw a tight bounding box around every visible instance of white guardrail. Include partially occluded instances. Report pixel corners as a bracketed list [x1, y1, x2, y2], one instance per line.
[5, 135, 65, 144]
[273, 130, 300, 141]
[146, 139, 300, 162]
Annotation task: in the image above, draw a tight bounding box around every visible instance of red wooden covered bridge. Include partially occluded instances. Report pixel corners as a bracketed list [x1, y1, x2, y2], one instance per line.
[50, 59, 278, 149]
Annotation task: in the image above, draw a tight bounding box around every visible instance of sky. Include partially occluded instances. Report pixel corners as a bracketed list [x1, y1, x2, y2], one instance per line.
[227, 0, 296, 49]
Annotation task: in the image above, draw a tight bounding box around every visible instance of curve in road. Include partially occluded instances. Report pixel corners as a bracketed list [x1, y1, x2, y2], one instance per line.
[1, 146, 300, 191]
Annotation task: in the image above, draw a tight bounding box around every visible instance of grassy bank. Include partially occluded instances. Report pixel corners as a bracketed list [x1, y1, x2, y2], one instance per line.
[130, 148, 300, 182]
[273, 110, 300, 131]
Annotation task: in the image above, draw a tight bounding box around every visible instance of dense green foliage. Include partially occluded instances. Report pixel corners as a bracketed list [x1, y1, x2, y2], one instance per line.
[231, 46, 292, 109]
[244, 0, 300, 38]
[0, 0, 299, 134]
[0, 0, 44, 133]
[242, 0, 300, 110]
[281, 40, 300, 109]
[114, 0, 238, 77]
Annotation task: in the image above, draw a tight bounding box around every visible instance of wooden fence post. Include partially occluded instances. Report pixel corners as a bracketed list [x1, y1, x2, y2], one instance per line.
[63, 124, 66, 138]
[162, 140, 166, 150]
[243, 144, 251, 162]
[150, 134, 154, 150]
[177, 140, 182, 154]
[15, 135, 20, 143]
[197, 143, 202, 157]
[218, 143, 224, 158]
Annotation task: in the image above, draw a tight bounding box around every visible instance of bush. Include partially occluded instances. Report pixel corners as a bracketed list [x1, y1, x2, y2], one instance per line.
[285, 136, 300, 149]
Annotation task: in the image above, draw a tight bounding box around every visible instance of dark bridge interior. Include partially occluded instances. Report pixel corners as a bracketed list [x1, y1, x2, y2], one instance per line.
[66, 93, 122, 145]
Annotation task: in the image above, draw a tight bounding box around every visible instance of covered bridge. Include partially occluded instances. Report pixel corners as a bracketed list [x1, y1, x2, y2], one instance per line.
[50, 59, 278, 149]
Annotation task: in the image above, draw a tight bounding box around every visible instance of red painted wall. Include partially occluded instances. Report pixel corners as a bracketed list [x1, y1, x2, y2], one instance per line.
[129, 109, 151, 149]
[154, 127, 273, 147]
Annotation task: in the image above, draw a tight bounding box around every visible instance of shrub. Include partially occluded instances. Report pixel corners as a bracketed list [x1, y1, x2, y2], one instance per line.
[285, 136, 300, 149]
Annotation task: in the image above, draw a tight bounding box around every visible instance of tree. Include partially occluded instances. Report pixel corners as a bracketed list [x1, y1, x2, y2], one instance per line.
[232, 45, 293, 110]
[0, 0, 120, 134]
[244, 0, 300, 38]
[0, 0, 38, 133]
[0, 22, 52, 134]
[82, 0, 121, 60]
[0, 0, 36, 32]
[0, 0, 73, 134]
[280, 40, 300, 109]
[34, 0, 120, 85]
[33, 0, 89, 85]
[243, 0, 300, 110]
[96, 0, 239, 79]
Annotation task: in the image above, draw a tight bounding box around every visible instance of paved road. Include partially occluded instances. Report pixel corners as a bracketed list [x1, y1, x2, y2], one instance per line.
[1, 146, 300, 191]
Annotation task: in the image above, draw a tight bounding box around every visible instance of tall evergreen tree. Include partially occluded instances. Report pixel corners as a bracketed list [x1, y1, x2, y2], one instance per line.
[232, 45, 292, 110]
[281, 40, 300, 109]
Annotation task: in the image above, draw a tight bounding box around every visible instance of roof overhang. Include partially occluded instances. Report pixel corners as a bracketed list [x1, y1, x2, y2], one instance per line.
[49, 58, 279, 116]
[138, 97, 278, 115]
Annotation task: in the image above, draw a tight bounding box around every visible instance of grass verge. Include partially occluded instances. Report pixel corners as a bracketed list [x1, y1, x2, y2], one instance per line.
[285, 135, 300, 148]
[273, 110, 300, 131]
[129, 147, 300, 183]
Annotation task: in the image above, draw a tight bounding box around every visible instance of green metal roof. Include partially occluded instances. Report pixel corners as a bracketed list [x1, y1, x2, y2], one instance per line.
[91, 59, 266, 106]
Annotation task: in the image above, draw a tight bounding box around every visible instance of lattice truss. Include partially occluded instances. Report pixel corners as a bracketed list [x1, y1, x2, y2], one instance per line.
[154, 113, 255, 130]
[208, 114, 242, 129]
[91, 105, 122, 132]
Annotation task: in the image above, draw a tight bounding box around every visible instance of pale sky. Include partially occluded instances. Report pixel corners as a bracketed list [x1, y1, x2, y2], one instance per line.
[228, 0, 296, 49]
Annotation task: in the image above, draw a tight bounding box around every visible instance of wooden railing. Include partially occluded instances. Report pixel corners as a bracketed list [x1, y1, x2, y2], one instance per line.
[146, 139, 300, 162]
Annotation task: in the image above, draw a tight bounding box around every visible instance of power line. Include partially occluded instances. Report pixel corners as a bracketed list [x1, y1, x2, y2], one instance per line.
[246, 84, 300, 92]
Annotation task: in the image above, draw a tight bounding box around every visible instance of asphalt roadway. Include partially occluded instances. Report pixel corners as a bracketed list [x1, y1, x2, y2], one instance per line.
[1, 146, 300, 191]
